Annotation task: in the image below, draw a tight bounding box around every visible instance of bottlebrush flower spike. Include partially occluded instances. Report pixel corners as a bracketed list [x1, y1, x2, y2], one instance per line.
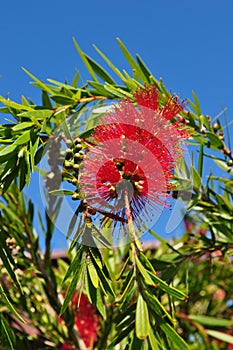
[60, 293, 100, 349]
[72, 294, 100, 348]
[79, 84, 188, 244]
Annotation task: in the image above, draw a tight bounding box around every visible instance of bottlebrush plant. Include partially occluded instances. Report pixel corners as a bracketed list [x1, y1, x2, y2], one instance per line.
[0, 38, 233, 350]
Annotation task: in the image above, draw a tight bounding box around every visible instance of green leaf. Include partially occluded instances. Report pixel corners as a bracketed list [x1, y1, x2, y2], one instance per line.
[0, 202, 23, 226]
[88, 81, 116, 98]
[93, 44, 126, 82]
[144, 291, 173, 323]
[160, 323, 190, 350]
[50, 94, 76, 105]
[191, 165, 202, 188]
[207, 330, 233, 345]
[136, 257, 187, 300]
[136, 259, 187, 300]
[24, 150, 31, 186]
[42, 90, 53, 109]
[206, 131, 223, 149]
[0, 236, 23, 294]
[62, 245, 84, 283]
[148, 328, 161, 350]
[200, 114, 211, 130]
[0, 316, 15, 350]
[0, 166, 19, 193]
[22, 67, 54, 94]
[0, 96, 33, 112]
[118, 269, 135, 305]
[18, 109, 52, 120]
[116, 38, 147, 83]
[84, 54, 116, 84]
[148, 270, 187, 300]
[14, 130, 31, 145]
[197, 143, 204, 178]
[87, 257, 99, 288]
[122, 69, 140, 89]
[116, 256, 130, 280]
[21, 95, 30, 106]
[190, 91, 202, 115]
[139, 252, 157, 275]
[96, 264, 115, 297]
[72, 70, 79, 88]
[95, 288, 106, 319]
[12, 122, 35, 131]
[104, 83, 132, 98]
[73, 38, 98, 82]
[60, 262, 84, 315]
[0, 144, 17, 157]
[189, 315, 233, 327]
[116, 312, 135, 332]
[136, 55, 155, 83]
[129, 333, 144, 350]
[0, 284, 26, 323]
[136, 294, 149, 339]
[108, 322, 135, 348]
[18, 156, 26, 190]
[49, 189, 75, 196]
[29, 135, 39, 172]
[136, 258, 156, 284]
[89, 247, 103, 269]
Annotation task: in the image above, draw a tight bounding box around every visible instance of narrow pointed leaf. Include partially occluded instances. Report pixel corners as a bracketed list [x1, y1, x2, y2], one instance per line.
[116, 38, 147, 82]
[12, 122, 35, 131]
[93, 44, 126, 81]
[0, 241, 23, 294]
[49, 189, 75, 196]
[73, 38, 98, 82]
[0, 96, 33, 111]
[22, 67, 54, 94]
[84, 54, 116, 84]
[207, 330, 233, 345]
[0, 285, 26, 323]
[60, 263, 84, 315]
[189, 315, 233, 327]
[136, 54, 155, 82]
[136, 294, 149, 339]
[0, 317, 15, 350]
[160, 323, 189, 350]
[87, 257, 99, 288]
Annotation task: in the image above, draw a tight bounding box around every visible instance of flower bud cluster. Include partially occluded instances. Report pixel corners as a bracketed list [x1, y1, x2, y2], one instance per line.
[62, 138, 86, 201]
[45, 137, 62, 208]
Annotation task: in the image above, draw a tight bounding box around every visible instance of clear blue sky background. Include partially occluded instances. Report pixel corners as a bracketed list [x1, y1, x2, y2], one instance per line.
[1, 0, 232, 250]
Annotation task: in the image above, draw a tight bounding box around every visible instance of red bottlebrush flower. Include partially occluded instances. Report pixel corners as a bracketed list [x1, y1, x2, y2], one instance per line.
[60, 293, 100, 349]
[79, 84, 188, 241]
[60, 344, 72, 350]
[132, 84, 159, 111]
[72, 293, 100, 348]
[134, 84, 185, 121]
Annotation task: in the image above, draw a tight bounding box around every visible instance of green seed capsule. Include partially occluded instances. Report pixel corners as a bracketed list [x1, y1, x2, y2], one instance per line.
[65, 148, 73, 160]
[74, 137, 82, 145]
[64, 161, 73, 169]
[74, 144, 83, 152]
[72, 193, 80, 200]
[73, 164, 80, 171]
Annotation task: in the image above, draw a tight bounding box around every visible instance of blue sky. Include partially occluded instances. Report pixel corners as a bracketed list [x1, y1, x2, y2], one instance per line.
[1, 0, 233, 249]
[1, 0, 233, 118]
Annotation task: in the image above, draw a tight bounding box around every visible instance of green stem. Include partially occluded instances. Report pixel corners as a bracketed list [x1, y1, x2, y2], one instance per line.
[124, 190, 142, 252]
